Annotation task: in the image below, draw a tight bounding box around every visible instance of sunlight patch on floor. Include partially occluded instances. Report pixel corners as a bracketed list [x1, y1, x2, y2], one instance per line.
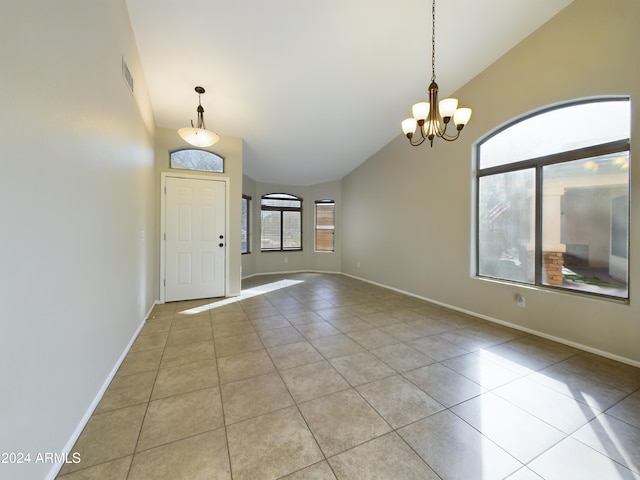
[178, 278, 305, 315]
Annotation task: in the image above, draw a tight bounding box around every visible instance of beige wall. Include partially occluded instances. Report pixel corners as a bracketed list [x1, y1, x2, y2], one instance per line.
[155, 129, 244, 296]
[0, 1, 157, 478]
[342, 0, 640, 364]
[242, 179, 343, 276]
[3, 2, 637, 478]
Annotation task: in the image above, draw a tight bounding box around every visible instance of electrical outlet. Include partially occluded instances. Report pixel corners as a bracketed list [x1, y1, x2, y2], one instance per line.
[515, 293, 526, 308]
[357, 261, 361, 268]
[284, 257, 288, 263]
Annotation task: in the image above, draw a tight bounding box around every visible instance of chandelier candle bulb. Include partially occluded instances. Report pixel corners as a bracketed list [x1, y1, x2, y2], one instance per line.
[401, 118, 418, 137]
[412, 102, 429, 122]
[438, 98, 458, 119]
[454, 107, 472, 129]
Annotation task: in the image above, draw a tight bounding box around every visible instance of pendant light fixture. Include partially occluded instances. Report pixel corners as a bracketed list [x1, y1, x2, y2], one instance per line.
[401, 0, 472, 147]
[178, 86, 219, 147]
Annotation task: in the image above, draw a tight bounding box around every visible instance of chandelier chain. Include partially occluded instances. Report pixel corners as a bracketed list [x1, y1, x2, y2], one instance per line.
[431, 0, 436, 82]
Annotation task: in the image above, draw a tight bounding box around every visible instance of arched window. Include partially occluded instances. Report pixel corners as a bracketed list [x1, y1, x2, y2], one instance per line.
[170, 149, 224, 173]
[476, 98, 630, 299]
[260, 193, 303, 251]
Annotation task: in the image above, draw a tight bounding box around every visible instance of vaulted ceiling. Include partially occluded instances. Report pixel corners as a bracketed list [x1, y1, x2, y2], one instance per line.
[126, 0, 572, 185]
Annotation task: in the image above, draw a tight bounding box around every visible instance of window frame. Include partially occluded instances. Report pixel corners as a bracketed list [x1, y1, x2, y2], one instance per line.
[241, 194, 251, 254]
[475, 97, 631, 300]
[314, 199, 335, 253]
[260, 193, 303, 252]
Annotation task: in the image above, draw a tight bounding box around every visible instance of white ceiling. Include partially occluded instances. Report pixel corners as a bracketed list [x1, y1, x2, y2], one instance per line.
[126, 0, 572, 185]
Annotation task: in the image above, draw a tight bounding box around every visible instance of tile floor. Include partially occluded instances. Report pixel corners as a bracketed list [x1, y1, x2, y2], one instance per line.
[57, 273, 640, 480]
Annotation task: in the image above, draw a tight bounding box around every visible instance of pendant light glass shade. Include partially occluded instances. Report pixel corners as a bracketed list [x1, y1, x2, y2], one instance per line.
[438, 98, 458, 119]
[453, 107, 472, 127]
[178, 127, 219, 147]
[412, 102, 429, 121]
[401, 118, 418, 136]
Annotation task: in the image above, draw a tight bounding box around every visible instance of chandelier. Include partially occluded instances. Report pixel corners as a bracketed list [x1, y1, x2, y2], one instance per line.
[401, 0, 472, 147]
[178, 86, 219, 147]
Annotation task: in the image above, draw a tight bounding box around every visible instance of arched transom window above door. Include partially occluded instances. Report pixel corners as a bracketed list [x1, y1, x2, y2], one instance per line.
[170, 149, 224, 173]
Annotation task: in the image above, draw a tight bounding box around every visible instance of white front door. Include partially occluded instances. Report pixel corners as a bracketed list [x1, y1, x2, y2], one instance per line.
[164, 176, 226, 302]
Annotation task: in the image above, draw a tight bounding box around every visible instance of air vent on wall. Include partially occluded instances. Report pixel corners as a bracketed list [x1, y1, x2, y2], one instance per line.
[122, 58, 134, 93]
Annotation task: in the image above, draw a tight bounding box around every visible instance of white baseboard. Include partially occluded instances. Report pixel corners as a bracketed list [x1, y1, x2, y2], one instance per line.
[241, 269, 342, 280]
[245, 269, 639, 367]
[343, 272, 640, 368]
[44, 302, 157, 480]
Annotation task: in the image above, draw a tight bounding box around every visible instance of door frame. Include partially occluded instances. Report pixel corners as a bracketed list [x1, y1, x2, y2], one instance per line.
[160, 172, 230, 303]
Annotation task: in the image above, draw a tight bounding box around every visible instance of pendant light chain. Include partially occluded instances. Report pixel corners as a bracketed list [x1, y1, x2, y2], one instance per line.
[431, 0, 436, 83]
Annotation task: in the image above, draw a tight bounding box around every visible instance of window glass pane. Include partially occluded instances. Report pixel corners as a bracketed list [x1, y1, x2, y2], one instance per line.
[316, 230, 334, 252]
[267, 193, 298, 200]
[316, 204, 334, 227]
[283, 211, 301, 249]
[480, 101, 630, 169]
[170, 149, 224, 172]
[262, 198, 301, 208]
[478, 169, 535, 284]
[541, 152, 629, 297]
[261, 211, 281, 250]
[241, 196, 249, 254]
[315, 202, 335, 252]
[260, 193, 302, 251]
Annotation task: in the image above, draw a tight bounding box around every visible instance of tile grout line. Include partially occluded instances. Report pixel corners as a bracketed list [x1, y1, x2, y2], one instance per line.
[208, 307, 236, 480]
[125, 303, 177, 480]
[58, 274, 640, 479]
[250, 296, 335, 478]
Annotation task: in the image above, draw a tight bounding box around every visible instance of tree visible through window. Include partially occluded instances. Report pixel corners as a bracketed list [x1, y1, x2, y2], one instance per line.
[170, 149, 224, 173]
[476, 98, 630, 299]
[315, 200, 335, 252]
[261, 193, 302, 251]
